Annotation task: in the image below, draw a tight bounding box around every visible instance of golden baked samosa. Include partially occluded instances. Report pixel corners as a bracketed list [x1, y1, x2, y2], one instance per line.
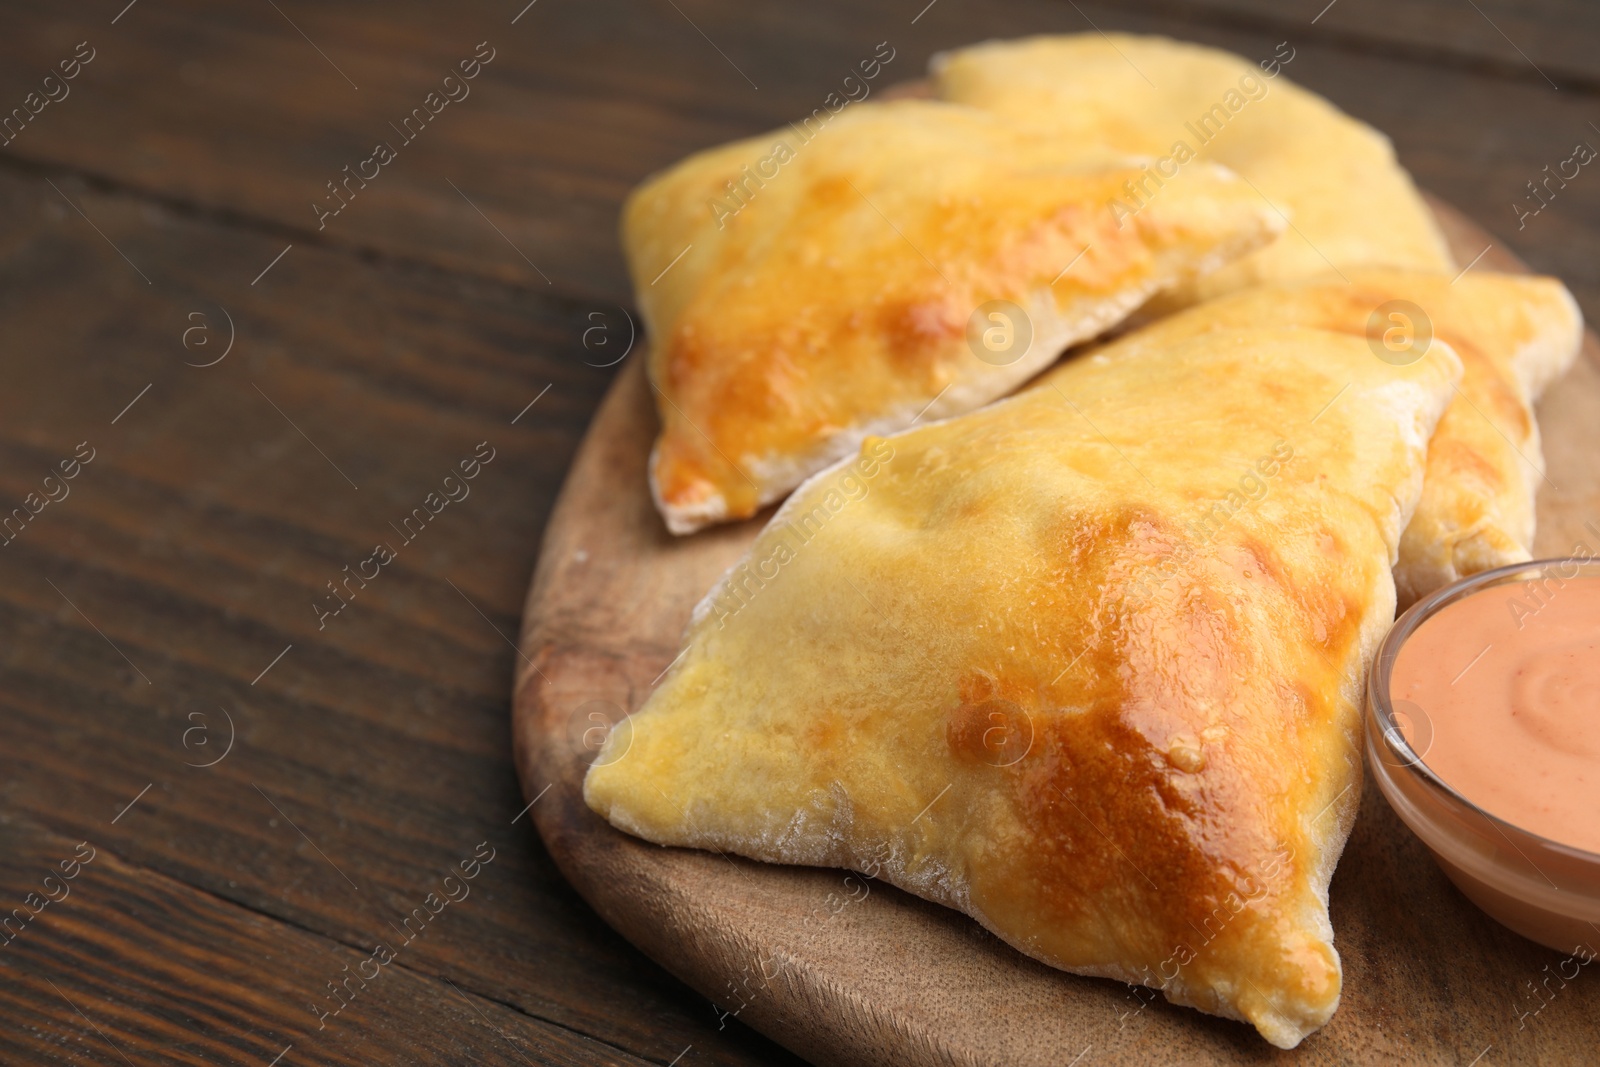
[932, 34, 1454, 306]
[586, 327, 1462, 1047]
[625, 99, 1284, 533]
[1084, 268, 1581, 603]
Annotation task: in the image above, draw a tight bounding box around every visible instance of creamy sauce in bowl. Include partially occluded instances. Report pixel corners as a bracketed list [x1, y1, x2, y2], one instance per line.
[1391, 575, 1600, 853]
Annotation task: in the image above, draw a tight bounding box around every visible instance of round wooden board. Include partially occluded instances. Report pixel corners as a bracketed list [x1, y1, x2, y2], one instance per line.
[512, 197, 1600, 1066]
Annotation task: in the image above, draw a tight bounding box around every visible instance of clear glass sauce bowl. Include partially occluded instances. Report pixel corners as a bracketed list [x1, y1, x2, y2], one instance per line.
[1366, 557, 1600, 953]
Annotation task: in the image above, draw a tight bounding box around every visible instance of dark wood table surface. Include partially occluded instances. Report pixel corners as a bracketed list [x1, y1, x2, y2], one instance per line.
[0, 1, 1595, 1064]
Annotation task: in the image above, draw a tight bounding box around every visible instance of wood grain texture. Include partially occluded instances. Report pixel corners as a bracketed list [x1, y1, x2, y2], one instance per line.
[0, 163, 797, 1064]
[0, 1, 1596, 309]
[0, 814, 654, 1067]
[513, 199, 1600, 1067]
[1097, 0, 1600, 89]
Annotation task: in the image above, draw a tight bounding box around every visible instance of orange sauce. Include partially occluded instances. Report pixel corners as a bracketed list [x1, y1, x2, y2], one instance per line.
[1391, 575, 1600, 854]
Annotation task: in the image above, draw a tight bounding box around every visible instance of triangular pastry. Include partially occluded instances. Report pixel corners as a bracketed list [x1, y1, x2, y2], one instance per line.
[586, 326, 1462, 1047]
[1082, 268, 1582, 602]
[932, 34, 1455, 307]
[625, 99, 1284, 533]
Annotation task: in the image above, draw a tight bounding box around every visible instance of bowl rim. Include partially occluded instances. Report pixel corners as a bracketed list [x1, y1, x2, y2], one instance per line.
[1368, 554, 1600, 867]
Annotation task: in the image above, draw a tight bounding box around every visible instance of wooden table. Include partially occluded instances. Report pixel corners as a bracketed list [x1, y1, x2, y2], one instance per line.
[0, 2, 1593, 1064]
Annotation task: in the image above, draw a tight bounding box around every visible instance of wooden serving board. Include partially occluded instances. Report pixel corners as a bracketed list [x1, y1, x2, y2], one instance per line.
[512, 198, 1600, 1066]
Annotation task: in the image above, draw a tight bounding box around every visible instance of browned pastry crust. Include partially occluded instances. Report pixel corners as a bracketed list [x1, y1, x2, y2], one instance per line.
[624, 100, 1283, 532]
[587, 326, 1461, 1047]
[1085, 268, 1581, 603]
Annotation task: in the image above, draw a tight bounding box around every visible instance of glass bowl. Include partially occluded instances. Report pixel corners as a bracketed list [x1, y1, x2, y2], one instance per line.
[1366, 556, 1600, 954]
